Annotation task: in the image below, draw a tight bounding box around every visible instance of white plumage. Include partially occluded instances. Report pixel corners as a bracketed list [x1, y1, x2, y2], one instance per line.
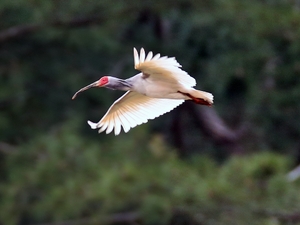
[72, 48, 214, 135]
[87, 92, 184, 135]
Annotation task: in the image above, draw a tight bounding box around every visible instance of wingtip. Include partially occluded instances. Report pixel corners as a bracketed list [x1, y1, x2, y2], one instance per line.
[87, 120, 98, 129]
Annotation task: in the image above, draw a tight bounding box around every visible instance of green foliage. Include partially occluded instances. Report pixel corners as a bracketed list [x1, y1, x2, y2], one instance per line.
[1, 124, 299, 225]
[1, 0, 300, 224]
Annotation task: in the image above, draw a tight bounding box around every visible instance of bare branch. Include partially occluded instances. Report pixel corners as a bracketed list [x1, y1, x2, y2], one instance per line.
[287, 165, 300, 181]
[0, 15, 103, 43]
[187, 103, 247, 155]
[51, 16, 103, 28]
[0, 24, 41, 43]
[0, 142, 17, 154]
[186, 104, 245, 142]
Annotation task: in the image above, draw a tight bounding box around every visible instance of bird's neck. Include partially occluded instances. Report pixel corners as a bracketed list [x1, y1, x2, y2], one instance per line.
[107, 78, 132, 91]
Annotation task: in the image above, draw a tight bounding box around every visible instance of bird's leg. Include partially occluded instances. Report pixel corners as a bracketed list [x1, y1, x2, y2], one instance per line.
[72, 81, 99, 99]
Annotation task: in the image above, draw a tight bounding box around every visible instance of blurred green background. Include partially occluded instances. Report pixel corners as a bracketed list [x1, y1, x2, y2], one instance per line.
[1, 0, 300, 224]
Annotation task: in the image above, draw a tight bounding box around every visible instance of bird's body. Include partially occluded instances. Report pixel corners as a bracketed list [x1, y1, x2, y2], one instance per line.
[121, 74, 184, 99]
[72, 48, 213, 135]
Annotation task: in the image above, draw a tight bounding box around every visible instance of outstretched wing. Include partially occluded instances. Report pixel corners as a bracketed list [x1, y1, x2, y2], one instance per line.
[87, 91, 184, 135]
[133, 48, 196, 87]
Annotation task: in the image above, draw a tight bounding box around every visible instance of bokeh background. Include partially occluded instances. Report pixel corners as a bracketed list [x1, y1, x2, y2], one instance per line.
[1, 1, 300, 224]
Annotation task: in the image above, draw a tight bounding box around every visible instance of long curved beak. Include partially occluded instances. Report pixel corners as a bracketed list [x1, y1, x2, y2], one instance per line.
[72, 81, 99, 100]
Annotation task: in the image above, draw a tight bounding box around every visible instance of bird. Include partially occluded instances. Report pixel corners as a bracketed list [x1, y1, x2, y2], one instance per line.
[72, 48, 214, 135]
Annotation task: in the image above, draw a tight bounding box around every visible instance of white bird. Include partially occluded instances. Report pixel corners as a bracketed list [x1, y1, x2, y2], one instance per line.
[72, 48, 213, 135]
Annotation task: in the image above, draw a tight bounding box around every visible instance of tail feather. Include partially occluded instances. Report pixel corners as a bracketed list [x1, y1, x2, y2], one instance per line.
[179, 89, 214, 106]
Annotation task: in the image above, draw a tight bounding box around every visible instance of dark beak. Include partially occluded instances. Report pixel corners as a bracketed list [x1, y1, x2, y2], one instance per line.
[72, 81, 99, 100]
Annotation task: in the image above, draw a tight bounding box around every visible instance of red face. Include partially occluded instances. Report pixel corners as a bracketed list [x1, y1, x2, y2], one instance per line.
[98, 76, 109, 86]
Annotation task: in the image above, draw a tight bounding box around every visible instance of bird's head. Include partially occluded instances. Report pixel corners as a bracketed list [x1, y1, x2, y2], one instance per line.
[98, 76, 110, 87]
[72, 76, 110, 100]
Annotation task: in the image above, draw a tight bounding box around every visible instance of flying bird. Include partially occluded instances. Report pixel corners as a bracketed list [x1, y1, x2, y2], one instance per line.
[72, 48, 213, 135]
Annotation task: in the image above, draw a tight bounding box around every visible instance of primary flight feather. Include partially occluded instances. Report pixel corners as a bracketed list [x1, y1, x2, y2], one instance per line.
[72, 48, 214, 135]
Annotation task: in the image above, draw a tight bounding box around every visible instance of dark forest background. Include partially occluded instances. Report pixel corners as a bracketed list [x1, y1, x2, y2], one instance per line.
[1, 1, 300, 224]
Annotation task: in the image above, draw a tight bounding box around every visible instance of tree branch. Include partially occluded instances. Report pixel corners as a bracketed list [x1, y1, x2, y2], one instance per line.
[187, 103, 247, 155]
[0, 15, 104, 43]
[287, 165, 300, 181]
[0, 142, 16, 154]
[0, 24, 41, 43]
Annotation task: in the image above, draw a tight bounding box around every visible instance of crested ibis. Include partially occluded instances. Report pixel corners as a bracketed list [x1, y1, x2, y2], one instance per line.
[72, 48, 213, 135]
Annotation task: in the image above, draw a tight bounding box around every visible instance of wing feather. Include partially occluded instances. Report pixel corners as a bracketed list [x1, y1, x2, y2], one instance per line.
[152, 53, 161, 60]
[123, 105, 145, 124]
[133, 48, 196, 87]
[145, 51, 153, 61]
[106, 119, 115, 134]
[98, 123, 108, 133]
[88, 91, 184, 135]
[112, 111, 121, 135]
[116, 111, 131, 133]
[140, 48, 145, 63]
